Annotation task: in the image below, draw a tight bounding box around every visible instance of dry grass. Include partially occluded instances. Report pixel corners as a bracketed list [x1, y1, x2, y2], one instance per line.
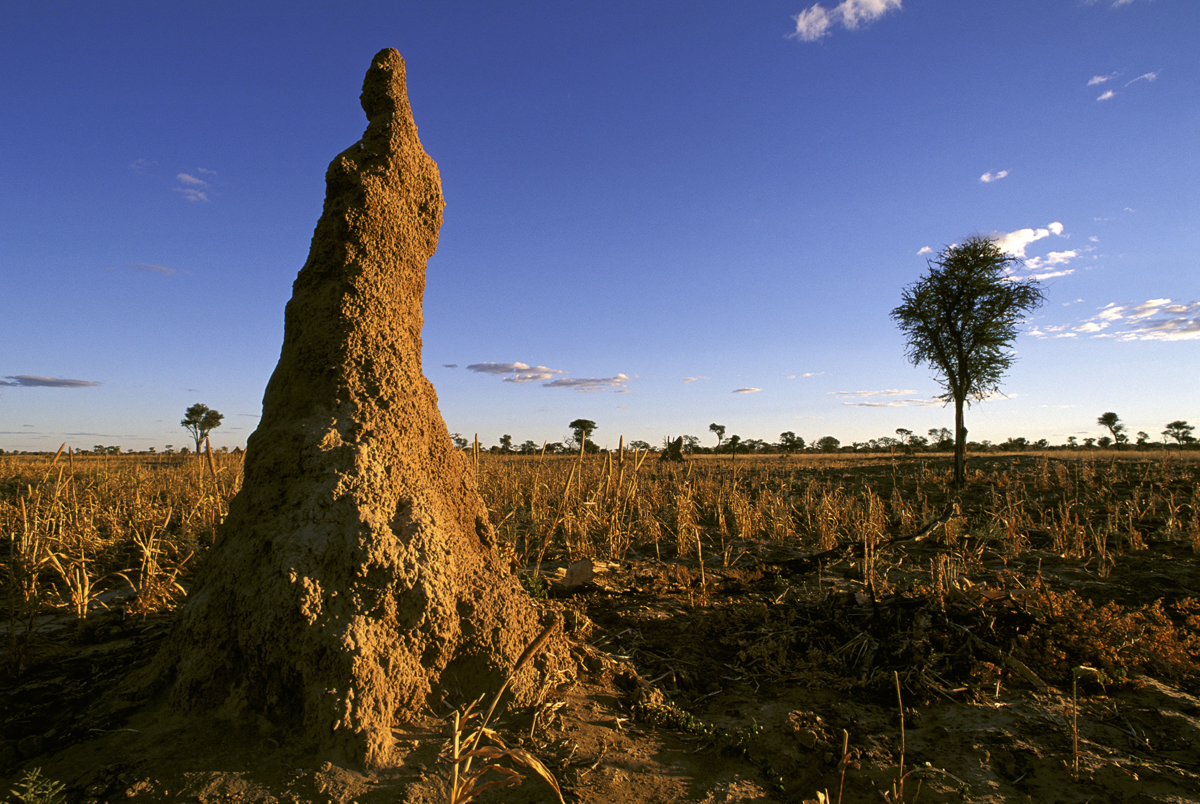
[3, 446, 1198, 678]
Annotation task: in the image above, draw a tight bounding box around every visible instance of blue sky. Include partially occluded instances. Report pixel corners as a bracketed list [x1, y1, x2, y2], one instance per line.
[2, 0, 1197, 453]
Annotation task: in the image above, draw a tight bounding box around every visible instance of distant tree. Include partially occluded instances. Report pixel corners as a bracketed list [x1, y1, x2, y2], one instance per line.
[498, 434, 513, 453]
[1083, 437, 1096, 448]
[928, 427, 953, 450]
[891, 236, 1045, 484]
[628, 440, 652, 452]
[517, 440, 540, 455]
[568, 419, 598, 453]
[165, 445, 175, 454]
[708, 423, 726, 450]
[909, 435, 929, 450]
[1135, 431, 1150, 448]
[1164, 420, 1195, 446]
[1034, 438, 1049, 449]
[1097, 436, 1113, 449]
[1066, 436, 1078, 449]
[1001, 437, 1027, 451]
[816, 435, 840, 453]
[681, 435, 701, 454]
[778, 431, 805, 453]
[181, 403, 224, 455]
[449, 433, 469, 450]
[148, 446, 157, 454]
[896, 428, 913, 447]
[742, 438, 766, 453]
[1097, 412, 1126, 449]
[726, 434, 742, 459]
[94, 444, 105, 454]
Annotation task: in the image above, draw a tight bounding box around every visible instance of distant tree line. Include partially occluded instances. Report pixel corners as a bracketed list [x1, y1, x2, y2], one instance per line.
[446, 414, 1195, 458]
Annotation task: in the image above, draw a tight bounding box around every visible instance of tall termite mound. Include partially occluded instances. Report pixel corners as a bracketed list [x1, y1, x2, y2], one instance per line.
[153, 49, 567, 766]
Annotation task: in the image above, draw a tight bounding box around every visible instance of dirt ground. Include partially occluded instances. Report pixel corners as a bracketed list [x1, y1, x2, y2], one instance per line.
[5, 461, 1200, 804]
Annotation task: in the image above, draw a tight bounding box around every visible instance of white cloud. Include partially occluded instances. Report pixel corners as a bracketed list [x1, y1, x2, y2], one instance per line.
[1088, 73, 1118, 86]
[682, 376, 708, 383]
[1066, 299, 1200, 341]
[917, 246, 933, 255]
[172, 188, 208, 202]
[733, 387, 761, 394]
[466, 361, 566, 383]
[176, 173, 209, 187]
[1125, 71, 1158, 86]
[1025, 249, 1079, 273]
[543, 374, 630, 392]
[829, 389, 916, 397]
[980, 170, 1009, 183]
[1097, 90, 1115, 101]
[789, 0, 901, 42]
[994, 222, 1066, 258]
[129, 158, 156, 174]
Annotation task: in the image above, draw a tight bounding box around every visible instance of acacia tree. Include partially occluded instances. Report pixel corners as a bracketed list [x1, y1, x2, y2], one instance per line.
[709, 423, 726, 451]
[1164, 420, 1195, 446]
[1097, 412, 1126, 449]
[181, 403, 224, 454]
[568, 418, 597, 452]
[891, 236, 1045, 485]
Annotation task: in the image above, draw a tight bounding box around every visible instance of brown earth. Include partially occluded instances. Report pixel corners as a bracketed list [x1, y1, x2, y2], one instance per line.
[6, 475, 1200, 804]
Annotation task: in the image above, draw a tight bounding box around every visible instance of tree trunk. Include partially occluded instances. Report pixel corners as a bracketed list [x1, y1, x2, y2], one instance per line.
[150, 50, 570, 767]
[954, 395, 967, 486]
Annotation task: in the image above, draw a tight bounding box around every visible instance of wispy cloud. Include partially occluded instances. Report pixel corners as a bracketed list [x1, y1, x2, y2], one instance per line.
[828, 388, 937, 407]
[994, 222, 1065, 258]
[980, 170, 1009, 183]
[130, 262, 188, 276]
[1035, 299, 1200, 341]
[789, 0, 901, 42]
[682, 376, 708, 383]
[1, 375, 100, 388]
[1024, 250, 1080, 280]
[129, 158, 156, 174]
[466, 362, 566, 383]
[831, 389, 916, 397]
[466, 361, 630, 391]
[173, 168, 215, 202]
[174, 187, 209, 202]
[443, 363, 458, 368]
[176, 173, 209, 187]
[917, 246, 933, 255]
[1085, 0, 1151, 8]
[733, 387, 761, 394]
[1091, 69, 1157, 101]
[543, 374, 630, 392]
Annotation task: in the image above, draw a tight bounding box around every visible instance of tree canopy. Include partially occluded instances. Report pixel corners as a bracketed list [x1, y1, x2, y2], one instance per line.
[568, 419, 597, 451]
[181, 403, 224, 455]
[891, 236, 1044, 484]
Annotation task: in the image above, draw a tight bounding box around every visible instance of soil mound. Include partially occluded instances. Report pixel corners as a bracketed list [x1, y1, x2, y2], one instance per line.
[150, 49, 568, 766]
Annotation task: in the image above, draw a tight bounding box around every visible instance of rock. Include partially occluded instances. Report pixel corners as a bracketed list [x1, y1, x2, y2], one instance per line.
[152, 49, 570, 766]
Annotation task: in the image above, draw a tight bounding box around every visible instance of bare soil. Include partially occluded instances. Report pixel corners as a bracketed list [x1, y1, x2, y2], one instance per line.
[5, 457, 1200, 804]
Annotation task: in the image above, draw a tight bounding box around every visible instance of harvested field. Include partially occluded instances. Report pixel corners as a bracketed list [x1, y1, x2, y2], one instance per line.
[3, 449, 1199, 803]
